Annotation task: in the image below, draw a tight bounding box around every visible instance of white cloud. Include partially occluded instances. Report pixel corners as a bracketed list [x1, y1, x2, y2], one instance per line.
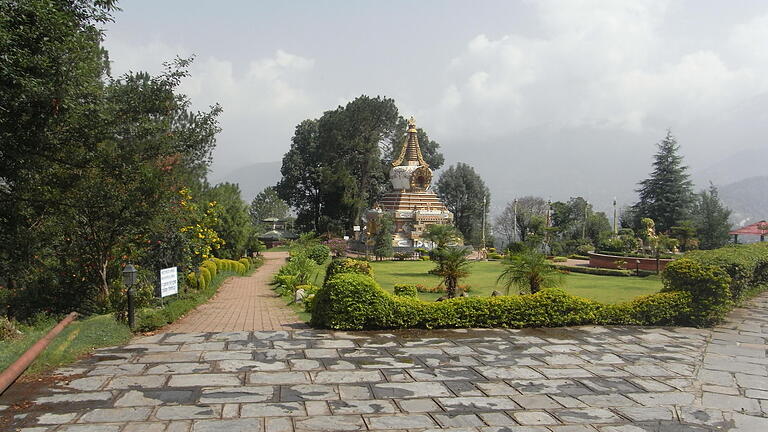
[434, 0, 767, 140]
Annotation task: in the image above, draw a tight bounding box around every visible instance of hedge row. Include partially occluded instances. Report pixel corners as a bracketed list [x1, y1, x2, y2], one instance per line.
[311, 244, 768, 330]
[188, 258, 251, 291]
[558, 265, 632, 277]
[310, 272, 691, 330]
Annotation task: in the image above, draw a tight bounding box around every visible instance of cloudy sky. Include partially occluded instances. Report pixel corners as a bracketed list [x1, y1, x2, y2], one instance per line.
[104, 0, 768, 211]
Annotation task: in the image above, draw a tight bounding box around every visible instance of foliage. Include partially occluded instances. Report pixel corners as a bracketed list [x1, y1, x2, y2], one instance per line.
[550, 197, 612, 250]
[423, 224, 462, 250]
[496, 197, 548, 246]
[305, 244, 331, 265]
[435, 163, 490, 245]
[662, 258, 732, 326]
[0, 316, 22, 341]
[693, 184, 732, 250]
[632, 131, 695, 232]
[393, 284, 419, 298]
[310, 271, 689, 331]
[323, 258, 374, 284]
[682, 243, 768, 301]
[497, 251, 563, 295]
[670, 221, 699, 252]
[324, 238, 347, 257]
[178, 188, 225, 264]
[204, 183, 253, 259]
[558, 265, 632, 277]
[373, 213, 395, 259]
[249, 186, 290, 226]
[276, 254, 318, 286]
[429, 246, 472, 298]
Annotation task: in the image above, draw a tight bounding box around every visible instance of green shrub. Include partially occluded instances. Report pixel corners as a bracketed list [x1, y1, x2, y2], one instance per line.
[420, 256, 431, 261]
[568, 254, 590, 260]
[662, 258, 732, 326]
[576, 244, 594, 255]
[488, 252, 503, 260]
[310, 273, 693, 330]
[239, 258, 251, 272]
[551, 256, 568, 263]
[198, 275, 207, 290]
[393, 252, 411, 261]
[683, 243, 768, 301]
[558, 265, 632, 277]
[186, 272, 198, 290]
[200, 267, 211, 287]
[393, 284, 419, 297]
[323, 258, 374, 284]
[203, 260, 217, 278]
[306, 244, 331, 265]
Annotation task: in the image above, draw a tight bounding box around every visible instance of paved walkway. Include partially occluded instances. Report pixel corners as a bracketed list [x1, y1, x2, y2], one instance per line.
[165, 252, 306, 332]
[4, 293, 768, 431]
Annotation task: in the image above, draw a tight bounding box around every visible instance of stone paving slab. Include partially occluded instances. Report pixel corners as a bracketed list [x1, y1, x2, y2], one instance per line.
[5, 294, 768, 430]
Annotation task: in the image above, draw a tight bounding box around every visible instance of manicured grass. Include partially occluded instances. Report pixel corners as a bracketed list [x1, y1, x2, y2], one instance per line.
[370, 260, 662, 304]
[0, 314, 133, 376]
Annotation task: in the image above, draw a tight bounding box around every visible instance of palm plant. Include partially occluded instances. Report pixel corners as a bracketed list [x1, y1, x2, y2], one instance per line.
[429, 246, 471, 298]
[497, 251, 563, 295]
[424, 224, 462, 250]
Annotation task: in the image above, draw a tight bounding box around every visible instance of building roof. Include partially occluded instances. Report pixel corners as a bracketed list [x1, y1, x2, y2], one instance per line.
[729, 220, 768, 236]
[258, 230, 284, 240]
[391, 117, 428, 168]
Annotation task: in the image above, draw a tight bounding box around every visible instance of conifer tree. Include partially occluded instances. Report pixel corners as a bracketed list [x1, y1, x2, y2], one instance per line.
[694, 184, 732, 250]
[632, 131, 694, 232]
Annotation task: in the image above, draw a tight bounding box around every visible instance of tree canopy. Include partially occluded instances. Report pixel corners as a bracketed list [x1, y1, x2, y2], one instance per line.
[632, 131, 694, 232]
[434, 163, 490, 246]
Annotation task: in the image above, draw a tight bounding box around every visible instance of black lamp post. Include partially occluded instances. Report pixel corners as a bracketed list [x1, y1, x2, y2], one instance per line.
[122, 263, 137, 330]
[635, 259, 641, 277]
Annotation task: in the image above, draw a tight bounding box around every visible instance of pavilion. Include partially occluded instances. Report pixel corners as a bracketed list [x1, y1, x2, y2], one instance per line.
[729, 220, 768, 243]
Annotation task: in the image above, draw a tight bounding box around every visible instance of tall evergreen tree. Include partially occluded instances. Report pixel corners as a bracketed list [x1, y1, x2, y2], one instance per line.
[694, 184, 732, 250]
[435, 163, 490, 246]
[632, 131, 694, 232]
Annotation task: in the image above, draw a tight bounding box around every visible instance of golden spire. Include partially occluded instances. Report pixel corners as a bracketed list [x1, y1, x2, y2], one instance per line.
[392, 116, 429, 168]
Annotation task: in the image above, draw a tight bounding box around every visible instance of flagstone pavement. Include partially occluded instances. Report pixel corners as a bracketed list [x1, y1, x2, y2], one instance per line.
[3, 294, 768, 431]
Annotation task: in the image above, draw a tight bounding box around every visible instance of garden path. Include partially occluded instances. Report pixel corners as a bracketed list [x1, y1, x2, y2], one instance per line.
[164, 251, 307, 333]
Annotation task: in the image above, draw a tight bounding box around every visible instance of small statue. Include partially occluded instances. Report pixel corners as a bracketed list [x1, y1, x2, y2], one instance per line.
[294, 288, 306, 303]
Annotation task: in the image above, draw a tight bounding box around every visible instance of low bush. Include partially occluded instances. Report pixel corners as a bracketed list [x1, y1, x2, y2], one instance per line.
[551, 256, 568, 263]
[393, 284, 418, 297]
[558, 265, 632, 277]
[488, 252, 504, 260]
[323, 258, 373, 284]
[310, 272, 696, 330]
[306, 244, 331, 265]
[683, 243, 768, 301]
[393, 252, 411, 261]
[0, 316, 22, 341]
[662, 258, 732, 326]
[420, 256, 431, 261]
[568, 254, 590, 260]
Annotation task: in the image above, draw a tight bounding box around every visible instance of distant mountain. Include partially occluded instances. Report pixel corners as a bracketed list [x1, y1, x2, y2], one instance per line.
[694, 147, 768, 188]
[718, 176, 768, 227]
[209, 161, 282, 202]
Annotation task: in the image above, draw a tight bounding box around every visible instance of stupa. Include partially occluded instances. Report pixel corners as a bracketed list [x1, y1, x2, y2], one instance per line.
[365, 117, 453, 249]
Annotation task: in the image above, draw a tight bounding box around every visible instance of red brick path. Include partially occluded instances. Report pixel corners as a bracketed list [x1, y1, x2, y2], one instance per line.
[164, 252, 307, 332]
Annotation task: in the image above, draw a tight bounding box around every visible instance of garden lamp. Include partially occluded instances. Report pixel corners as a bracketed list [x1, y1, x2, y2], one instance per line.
[122, 263, 137, 330]
[635, 260, 640, 277]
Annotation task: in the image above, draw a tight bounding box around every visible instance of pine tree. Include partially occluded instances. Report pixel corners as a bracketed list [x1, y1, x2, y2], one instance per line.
[633, 131, 694, 232]
[694, 184, 732, 250]
[373, 214, 394, 260]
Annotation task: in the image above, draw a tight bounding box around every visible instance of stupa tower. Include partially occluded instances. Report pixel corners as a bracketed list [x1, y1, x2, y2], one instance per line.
[366, 117, 453, 248]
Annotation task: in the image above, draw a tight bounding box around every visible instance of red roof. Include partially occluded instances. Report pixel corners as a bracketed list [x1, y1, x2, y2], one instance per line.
[729, 221, 768, 236]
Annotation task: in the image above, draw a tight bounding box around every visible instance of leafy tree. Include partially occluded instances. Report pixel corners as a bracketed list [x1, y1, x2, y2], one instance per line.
[276, 119, 323, 232]
[205, 183, 252, 259]
[670, 221, 699, 252]
[633, 131, 694, 232]
[373, 214, 394, 260]
[496, 196, 548, 246]
[423, 224, 462, 250]
[250, 187, 289, 226]
[429, 246, 471, 298]
[385, 116, 444, 169]
[497, 251, 563, 295]
[435, 163, 490, 246]
[694, 184, 732, 250]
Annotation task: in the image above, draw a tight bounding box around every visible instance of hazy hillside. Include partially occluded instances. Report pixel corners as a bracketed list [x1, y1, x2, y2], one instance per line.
[209, 161, 282, 202]
[718, 176, 768, 227]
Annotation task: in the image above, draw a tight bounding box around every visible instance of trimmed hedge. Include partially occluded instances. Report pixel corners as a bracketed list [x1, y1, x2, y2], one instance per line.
[310, 273, 692, 330]
[683, 243, 768, 301]
[393, 284, 418, 298]
[558, 265, 632, 277]
[323, 258, 374, 283]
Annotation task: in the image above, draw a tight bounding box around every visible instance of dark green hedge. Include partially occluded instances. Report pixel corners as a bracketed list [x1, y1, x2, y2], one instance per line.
[310, 244, 768, 330]
[559, 265, 632, 277]
[310, 273, 691, 330]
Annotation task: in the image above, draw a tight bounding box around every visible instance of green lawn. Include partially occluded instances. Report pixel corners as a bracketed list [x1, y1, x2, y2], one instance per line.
[0, 314, 133, 376]
[370, 260, 662, 304]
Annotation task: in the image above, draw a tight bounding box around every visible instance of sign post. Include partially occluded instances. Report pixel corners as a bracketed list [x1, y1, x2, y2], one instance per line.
[159, 267, 179, 298]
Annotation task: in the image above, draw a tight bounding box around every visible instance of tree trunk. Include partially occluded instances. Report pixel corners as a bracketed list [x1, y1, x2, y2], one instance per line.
[447, 277, 456, 298]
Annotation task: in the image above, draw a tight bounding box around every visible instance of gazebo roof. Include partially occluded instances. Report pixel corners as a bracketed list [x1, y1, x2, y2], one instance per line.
[729, 220, 768, 236]
[258, 230, 284, 240]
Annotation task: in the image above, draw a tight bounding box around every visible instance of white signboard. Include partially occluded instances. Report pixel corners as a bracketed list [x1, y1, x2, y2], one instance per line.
[159, 267, 178, 297]
[343, 235, 350, 241]
[353, 225, 361, 232]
